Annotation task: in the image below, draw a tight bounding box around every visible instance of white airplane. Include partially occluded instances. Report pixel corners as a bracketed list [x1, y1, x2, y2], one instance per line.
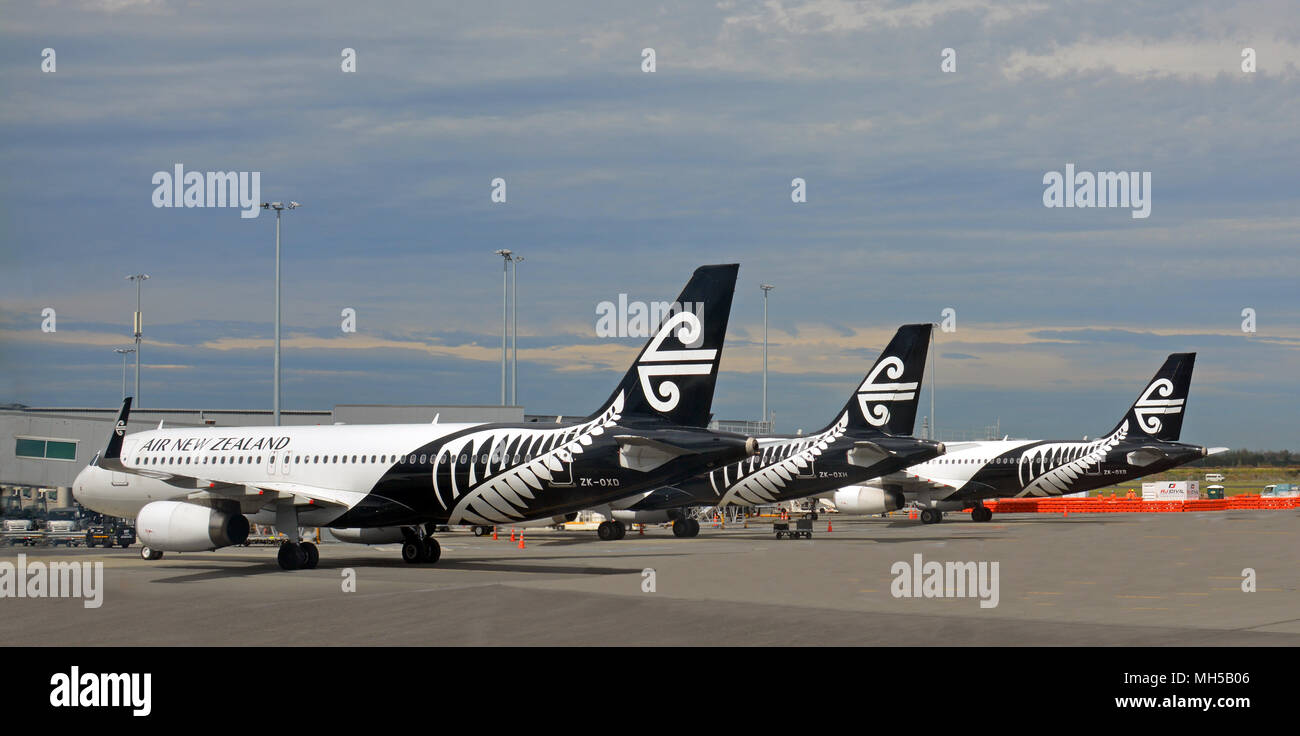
[829, 353, 1226, 523]
[73, 265, 758, 569]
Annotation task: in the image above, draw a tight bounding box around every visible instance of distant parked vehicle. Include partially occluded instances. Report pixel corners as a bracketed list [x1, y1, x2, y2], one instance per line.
[85, 518, 135, 548]
[2, 518, 43, 546]
[44, 507, 85, 547]
[1205, 473, 1225, 482]
[1264, 483, 1299, 497]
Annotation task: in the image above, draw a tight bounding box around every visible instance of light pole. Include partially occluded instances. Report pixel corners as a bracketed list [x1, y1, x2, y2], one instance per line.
[511, 254, 523, 406]
[493, 249, 512, 406]
[125, 274, 149, 406]
[760, 284, 775, 430]
[261, 201, 300, 426]
[114, 348, 136, 401]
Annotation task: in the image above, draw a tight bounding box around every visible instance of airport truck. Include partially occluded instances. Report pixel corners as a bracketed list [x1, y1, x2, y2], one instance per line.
[44, 507, 85, 547]
[2, 518, 43, 546]
[85, 517, 136, 548]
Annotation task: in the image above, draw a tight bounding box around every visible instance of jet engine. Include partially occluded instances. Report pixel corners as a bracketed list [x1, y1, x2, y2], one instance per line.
[136, 500, 250, 551]
[330, 527, 406, 545]
[832, 486, 905, 515]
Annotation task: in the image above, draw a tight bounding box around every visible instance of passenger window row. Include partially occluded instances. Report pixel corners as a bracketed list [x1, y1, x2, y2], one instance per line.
[130, 450, 544, 469]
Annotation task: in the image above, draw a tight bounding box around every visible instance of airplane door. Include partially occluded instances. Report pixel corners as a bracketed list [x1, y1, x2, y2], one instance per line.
[794, 443, 815, 479]
[114, 440, 136, 485]
[550, 448, 574, 487]
[796, 457, 815, 479]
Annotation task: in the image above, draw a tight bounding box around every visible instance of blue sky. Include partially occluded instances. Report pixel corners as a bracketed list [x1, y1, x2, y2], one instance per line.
[1, 0, 1297, 449]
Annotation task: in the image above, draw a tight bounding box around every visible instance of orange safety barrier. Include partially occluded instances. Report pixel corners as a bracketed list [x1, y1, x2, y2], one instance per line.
[964, 495, 1300, 514]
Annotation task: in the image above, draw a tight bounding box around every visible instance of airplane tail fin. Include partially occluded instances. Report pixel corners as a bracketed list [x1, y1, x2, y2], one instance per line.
[589, 264, 739, 427]
[1110, 353, 1196, 441]
[836, 323, 933, 435]
[96, 397, 132, 471]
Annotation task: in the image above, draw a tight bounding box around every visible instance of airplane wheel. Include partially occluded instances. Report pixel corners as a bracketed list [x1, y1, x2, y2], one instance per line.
[597, 521, 615, 541]
[422, 537, 441, 564]
[672, 519, 688, 537]
[808, 512, 818, 521]
[687, 519, 701, 537]
[472, 525, 487, 537]
[140, 546, 163, 561]
[919, 508, 939, 524]
[612, 520, 627, 540]
[972, 507, 992, 522]
[301, 542, 319, 569]
[401, 540, 426, 564]
[277, 543, 303, 570]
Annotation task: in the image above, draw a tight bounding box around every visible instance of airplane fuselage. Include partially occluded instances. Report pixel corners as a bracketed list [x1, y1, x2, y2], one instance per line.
[624, 411, 944, 512]
[77, 396, 755, 528]
[897, 422, 1207, 503]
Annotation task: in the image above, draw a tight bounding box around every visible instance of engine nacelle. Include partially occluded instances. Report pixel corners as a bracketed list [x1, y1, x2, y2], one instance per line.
[612, 509, 673, 524]
[136, 501, 250, 552]
[832, 486, 904, 515]
[329, 527, 406, 545]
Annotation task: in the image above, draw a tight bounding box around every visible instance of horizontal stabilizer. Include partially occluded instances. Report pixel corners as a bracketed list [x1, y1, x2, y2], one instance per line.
[847, 440, 895, 467]
[615, 435, 693, 473]
[1126, 447, 1171, 467]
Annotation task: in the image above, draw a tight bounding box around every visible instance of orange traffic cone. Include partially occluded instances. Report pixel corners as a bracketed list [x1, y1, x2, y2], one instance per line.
[638, 524, 645, 536]
[1063, 508, 1069, 517]
[909, 509, 918, 520]
[510, 528, 516, 542]
[827, 520, 833, 532]
[492, 526, 498, 540]
[518, 532, 525, 549]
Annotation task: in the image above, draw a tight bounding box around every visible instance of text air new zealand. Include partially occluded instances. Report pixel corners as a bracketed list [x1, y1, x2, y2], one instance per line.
[73, 265, 759, 570]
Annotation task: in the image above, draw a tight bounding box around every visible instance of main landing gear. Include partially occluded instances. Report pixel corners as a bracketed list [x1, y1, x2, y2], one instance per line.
[277, 541, 319, 570]
[970, 505, 994, 523]
[671, 518, 701, 538]
[597, 520, 627, 541]
[273, 498, 322, 570]
[400, 524, 441, 564]
[140, 546, 164, 561]
[919, 508, 944, 525]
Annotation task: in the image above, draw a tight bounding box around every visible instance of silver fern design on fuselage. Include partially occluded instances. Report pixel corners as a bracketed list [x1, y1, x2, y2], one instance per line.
[440, 394, 624, 525]
[713, 412, 849, 506]
[1015, 421, 1129, 497]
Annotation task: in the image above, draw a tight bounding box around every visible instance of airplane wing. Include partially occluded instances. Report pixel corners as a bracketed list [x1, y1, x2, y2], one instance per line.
[875, 467, 1000, 501]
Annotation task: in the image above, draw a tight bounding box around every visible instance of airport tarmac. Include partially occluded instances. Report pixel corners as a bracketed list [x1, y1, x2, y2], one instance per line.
[2, 510, 1297, 646]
